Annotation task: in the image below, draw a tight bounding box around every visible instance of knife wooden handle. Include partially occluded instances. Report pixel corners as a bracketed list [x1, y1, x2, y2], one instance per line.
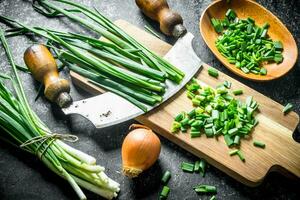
[135, 0, 186, 37]
[24, 44, 72, 108]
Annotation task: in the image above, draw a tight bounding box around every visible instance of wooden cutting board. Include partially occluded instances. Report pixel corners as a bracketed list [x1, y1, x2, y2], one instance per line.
[70, 20, 300, 186]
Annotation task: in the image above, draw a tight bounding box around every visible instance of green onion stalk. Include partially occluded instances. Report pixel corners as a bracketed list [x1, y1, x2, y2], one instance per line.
[54, 47, 161, 111]
[34, 28, 167, 82]
[0, 12, 169, 110]
[32, 0, 184, 83]
[0, 20, 162, 111]
[0, 29, 119, 200]
[48, 32, 164, 92]
[0, 0, 185, 111]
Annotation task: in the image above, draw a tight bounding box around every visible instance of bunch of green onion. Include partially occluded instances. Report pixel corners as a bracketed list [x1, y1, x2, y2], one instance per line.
[0, 30, 119, 200]
[211, 9, 284, 75]
[171, 79, 259, 160]
[0, 0, 184, 112]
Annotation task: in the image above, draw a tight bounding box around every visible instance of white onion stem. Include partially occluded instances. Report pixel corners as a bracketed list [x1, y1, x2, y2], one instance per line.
[56, 140, 96, 164]
[72, 175, 116, 200]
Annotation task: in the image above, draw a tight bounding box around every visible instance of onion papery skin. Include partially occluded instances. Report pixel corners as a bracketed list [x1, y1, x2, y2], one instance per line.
[122, 124, 161, 178]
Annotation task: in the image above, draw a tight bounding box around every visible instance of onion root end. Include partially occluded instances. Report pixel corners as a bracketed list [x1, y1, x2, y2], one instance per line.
[122, 166, 143, 178]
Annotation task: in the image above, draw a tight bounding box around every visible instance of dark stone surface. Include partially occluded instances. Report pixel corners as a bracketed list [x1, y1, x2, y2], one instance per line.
[0, 0, 299, 199]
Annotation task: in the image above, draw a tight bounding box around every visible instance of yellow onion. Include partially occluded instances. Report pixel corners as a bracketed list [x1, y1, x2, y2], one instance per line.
[122, 124, 161, 178]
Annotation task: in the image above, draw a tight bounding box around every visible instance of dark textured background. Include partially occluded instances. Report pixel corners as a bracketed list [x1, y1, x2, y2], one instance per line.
[0, 0, 299, 199]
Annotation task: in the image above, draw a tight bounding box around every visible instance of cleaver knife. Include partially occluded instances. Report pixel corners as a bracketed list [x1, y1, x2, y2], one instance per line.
[26, 0, 202, 128]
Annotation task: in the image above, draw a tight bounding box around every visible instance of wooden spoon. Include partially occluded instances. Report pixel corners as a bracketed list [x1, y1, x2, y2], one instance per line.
[199, 0, 298, 81]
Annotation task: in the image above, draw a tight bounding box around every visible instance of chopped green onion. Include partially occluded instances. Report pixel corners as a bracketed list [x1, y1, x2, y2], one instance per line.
[237, 150, 245, 162]
[205, 128, 214, 137]
[187, 91, 196, 99]
[246, 96, 253, 107]
[228, 128, 238, 136]
[260, 29, 268, 38]
[181, 126, 188, 133]
[192, 98, 201, 106]
[260, 67, 267, 75]
[160, 186, 170, 199]
[189, 118, 196, 126]
[187, 82, 201, 92]
[223, 80, 232, 89]
[192, 121, 203, 129]
[233, 135, 240, 145]
[212, 110, 220, 119]
[226, 9, 236, 20]
[194, 161, 200, 172]
[191, 131, 201, 138]
[253, 140, 266, 148]
[208, 67, 219, 78]
[188, 118, 196, 127]
[180, 117, 189, 126]
[283, 103, 293, 115]
[161, 170, 171, 184]
[175, 112, 185, 122]
[180, 124, 189, 131]
[191, 127, 199, 132]
[229, 149, 239, 156]
[181, 162, 194, 173]
[188, 109, 196, 118]
[211, 18, 223, 33]
[172, 80, 259, 160]
[199, 159, 207, 177]
[224, 134, 234, 147]
[274, 41, 283, 50]
[216, 85, 228, 94]
[262, 23, 270, 29]
[274, 54, 283, 63]
[241, 67, 250, 74]
[211, 9, 283, 76]
[171, 121, 181, 133]
[194, 185, 217, 194]
[233, 89, 243, 95]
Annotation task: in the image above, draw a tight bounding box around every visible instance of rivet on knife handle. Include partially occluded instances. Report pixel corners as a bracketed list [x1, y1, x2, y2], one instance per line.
[135, 0, 187, 37]
[24, 44, 72, 108]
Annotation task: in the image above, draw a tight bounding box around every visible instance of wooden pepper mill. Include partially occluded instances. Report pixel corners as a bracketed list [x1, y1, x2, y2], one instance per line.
[24, 44, 72, 108]
[135, 0, 186, 37]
